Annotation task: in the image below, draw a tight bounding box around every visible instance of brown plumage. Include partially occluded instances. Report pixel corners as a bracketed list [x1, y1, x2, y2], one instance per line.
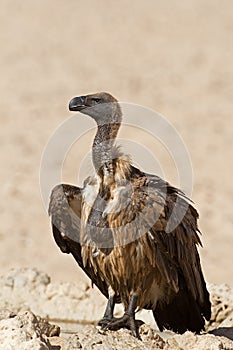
[49, 92, 211, 338]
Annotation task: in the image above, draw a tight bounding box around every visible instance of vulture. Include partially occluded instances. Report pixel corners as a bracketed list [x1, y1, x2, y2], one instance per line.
[49, 92, 211, 338]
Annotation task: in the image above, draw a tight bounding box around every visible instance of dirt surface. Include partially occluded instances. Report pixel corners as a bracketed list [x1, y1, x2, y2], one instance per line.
[0, 268, 233, 350]
[0, 0, 232, 299]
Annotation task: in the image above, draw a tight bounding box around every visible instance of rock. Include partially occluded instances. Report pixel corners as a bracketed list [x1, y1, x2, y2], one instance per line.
[48, 324, 233, 350]
[1, 268, 233, 350]
[206, 283, 233, 331]
[0, 267, 188, 329]
[64, 325, 163, 350]
[0, 267, 106, 322]
[219, 311, 233, 328]
[0, 309, 16, 320]
[164, 331, 233, 350]
[0, 310, 56, 350]
[47, 336, 66, 349]
[33, 315, 60, 337]
[64, 334, 82, 349]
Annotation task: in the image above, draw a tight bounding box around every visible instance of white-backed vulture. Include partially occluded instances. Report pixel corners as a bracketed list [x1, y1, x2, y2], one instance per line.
[49, 92, 211, 338]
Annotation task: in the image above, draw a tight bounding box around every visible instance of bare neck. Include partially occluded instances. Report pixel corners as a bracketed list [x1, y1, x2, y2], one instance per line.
[92, 123, 120, 177]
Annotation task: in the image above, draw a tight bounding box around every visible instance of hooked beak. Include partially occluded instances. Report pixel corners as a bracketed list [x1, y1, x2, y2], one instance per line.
[69, 96, 87, 111]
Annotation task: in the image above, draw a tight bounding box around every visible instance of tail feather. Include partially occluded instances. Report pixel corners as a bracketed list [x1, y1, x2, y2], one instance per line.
[153, 287, 211, 334]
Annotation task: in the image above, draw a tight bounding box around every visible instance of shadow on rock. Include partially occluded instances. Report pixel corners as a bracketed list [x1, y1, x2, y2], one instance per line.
[210, 327, 233, 341]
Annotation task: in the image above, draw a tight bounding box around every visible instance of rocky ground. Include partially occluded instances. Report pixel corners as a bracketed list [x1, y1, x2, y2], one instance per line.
[0, 268, 233, 350]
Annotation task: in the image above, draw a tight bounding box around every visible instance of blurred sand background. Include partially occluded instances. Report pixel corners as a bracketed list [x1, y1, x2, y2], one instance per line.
[0, 0, 232, 289]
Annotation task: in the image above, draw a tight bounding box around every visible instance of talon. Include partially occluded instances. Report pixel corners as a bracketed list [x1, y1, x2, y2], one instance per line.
[98, 316, 118, 328]
[98, 317, 112, 327]
[99, 294, 140, 338]
[103, 313, 140, 339]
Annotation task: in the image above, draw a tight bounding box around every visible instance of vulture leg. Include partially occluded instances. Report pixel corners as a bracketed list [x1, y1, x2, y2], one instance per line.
[98, 294, 116, 327]
[104, 294, 140, 339]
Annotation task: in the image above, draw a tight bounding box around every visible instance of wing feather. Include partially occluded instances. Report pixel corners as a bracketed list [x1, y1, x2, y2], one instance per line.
[49, 183, 109, 299]
[107, 169, 210, 327]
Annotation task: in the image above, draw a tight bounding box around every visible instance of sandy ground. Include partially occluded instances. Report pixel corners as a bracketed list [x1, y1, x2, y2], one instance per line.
[0, 0, 232, 291]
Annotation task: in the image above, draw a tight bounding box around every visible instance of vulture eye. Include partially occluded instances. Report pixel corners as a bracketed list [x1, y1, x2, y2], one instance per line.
[92, 98, 101, 104]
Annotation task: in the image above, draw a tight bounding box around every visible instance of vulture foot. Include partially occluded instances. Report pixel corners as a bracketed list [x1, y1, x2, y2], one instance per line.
[97, 294, 116, 327]
[104, 313, 140, 339]
[103, 294, 141, 339]
[98, 316, 118, 327]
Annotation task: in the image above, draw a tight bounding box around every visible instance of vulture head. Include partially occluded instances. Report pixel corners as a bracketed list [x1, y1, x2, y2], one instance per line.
[69, 92, 122, 126]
